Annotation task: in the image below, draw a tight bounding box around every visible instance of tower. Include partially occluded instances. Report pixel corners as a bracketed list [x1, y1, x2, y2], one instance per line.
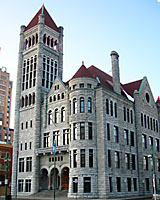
[11, 5, 63, 195]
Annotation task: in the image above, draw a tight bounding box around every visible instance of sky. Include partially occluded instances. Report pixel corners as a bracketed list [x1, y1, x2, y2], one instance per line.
[0, 0, 160, 128]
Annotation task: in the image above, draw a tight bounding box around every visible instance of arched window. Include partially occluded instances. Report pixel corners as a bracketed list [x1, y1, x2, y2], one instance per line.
[73, 98, 77, 114]
[43, 34, 46, 44]
[110, 101, 113, 116]
[36, 33, 38, 44]
[25, 95, 28, 107]
[51, 38, 54, 48]
[48, 110, 53, 125]
[32, 35, 35, 46]
[49, 96, 52, 103]
[32, 92, 35, 104]
[29, 37, 31, 48]
[55, 108, 59, 123]
[114, 103, 117, 118]
[88, 97, 92, 113]
[25, 39, 28, 49]
[29, 94, 32, 105]
[54, 40, 58, 50]
[21, 96, 24, 108]
[57, 94, 60, 100]
[80, 97, 85, 113]
[61, 107, 65, 122]
[47, 36, 50, 46]
[53, 95, 56, 101]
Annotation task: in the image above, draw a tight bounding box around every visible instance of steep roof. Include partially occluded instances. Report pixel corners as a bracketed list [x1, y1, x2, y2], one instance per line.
[71, 64, 94, 80]
[24, 5, 59, 32]
[122, 79, 142, 98]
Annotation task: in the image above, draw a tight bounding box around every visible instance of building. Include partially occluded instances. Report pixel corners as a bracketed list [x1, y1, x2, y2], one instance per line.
[11, 5, 160, 199]
[0, 142, 12, 196]
[0, 67, 13, 143]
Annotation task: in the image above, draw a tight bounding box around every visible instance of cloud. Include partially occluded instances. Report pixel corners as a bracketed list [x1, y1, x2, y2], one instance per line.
[158, 0, 160, 2]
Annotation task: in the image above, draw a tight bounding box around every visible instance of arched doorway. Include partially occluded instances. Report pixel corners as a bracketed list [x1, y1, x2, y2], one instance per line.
[50, 168, 59, 190]
[61, 167, 69, 190]
[39, 168, 48, 190]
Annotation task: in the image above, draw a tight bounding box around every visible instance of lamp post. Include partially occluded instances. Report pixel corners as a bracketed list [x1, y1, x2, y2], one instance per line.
[4, 156, 11, 200]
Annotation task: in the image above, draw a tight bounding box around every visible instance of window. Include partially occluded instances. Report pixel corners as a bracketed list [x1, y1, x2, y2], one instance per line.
[110, 101, 113, 116]
[116, 177, 121, 192]
[109, 177, 113, 192]
[157, 159, 160, 172]
[80, 97, 85, 113]
[43, 133, 50, 148]
[29, 142, 32, 150]
[79, 83, 84, 88]
[130, 110, 133, 124]
[143, 156, 148, 170]
[155, 139, 159, 152]
[156, 120, 158, 132]
[26, 121, 28, 129]
[147, 116, 150, 129]
[21, 123, 23, 130]
[54, 108, 59, 123]
[20, 143, 22, 151]
[80, 122, 85, 140]
[89, 149, 93, 168]
[123, 107, 126, 121]
[132, 154, 136, 170]
[114, 126, 119, 143]
[73, 98, 77, 114]
[145, 178, 149, 191]
[141, 113, 143, 126]
[88, 97, 92, 113]
[127, 108, 130, 122]
[115, 151, 120, 168]
[48, 110, 53, 125]
[114, 103, 117, 118]
[53, 131, 60, 146]
[73, 177, 78, 193]
[150, 118, 153, 130]
[18, 179, 24, 192]
[19, 158, 24, 172]
[73, 150, 77, 168]
[125, 153, 130, 169]
[25, 179, 31, 192]
[26, 157, 32, 172]
[124, 129, 129, 145]
[108, 150, 111, 167]
[30, 120, 32, 128]
[153, 119, 156, 131]
[149, 136, 153, 148]
[63, 129, 70, 145]
[144, 115, 146, 128]
[25, 143, 27, 150]
[84, 177, 91, 193]
[130, 131, 135, 146]
[80, 149, 85, 167]
[133, 178, 137, 191]
[106, 123, 110, 140]
[106, 99, 109, 114]
[73, 123, 77, 140]
[88, 122, 93, 140]
[127, 178, 131, 192]
[61, 107, 65, 122]
[142, 134, 147, 148]
[87, 84, 91, 88]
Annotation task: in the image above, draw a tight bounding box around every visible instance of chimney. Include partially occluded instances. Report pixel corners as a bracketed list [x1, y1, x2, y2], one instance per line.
[110, 51, 121, 95]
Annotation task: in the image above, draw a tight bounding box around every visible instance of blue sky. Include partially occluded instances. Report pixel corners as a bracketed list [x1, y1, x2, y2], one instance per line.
[0, 0, 160, 127]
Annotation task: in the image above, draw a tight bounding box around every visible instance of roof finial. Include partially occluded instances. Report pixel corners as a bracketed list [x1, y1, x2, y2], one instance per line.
[82, 61, 84, 65]
[42, 4, 44, 14]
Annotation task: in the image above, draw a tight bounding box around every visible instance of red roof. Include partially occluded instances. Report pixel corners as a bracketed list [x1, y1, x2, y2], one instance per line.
[156, 96, 160, 104]
[71, 64, 94, 80]
[24, 5, 59, 32]
[122, 79, 142, 98]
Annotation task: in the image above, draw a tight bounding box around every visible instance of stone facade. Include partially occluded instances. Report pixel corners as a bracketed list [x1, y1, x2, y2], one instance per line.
[11, 5, 160, 199]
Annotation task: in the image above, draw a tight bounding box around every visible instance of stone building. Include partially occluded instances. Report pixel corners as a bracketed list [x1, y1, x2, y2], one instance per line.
[11, 5, 160, 199]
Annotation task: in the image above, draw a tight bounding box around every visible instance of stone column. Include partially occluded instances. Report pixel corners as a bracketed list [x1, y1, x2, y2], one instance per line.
[59, 173, 62, 190]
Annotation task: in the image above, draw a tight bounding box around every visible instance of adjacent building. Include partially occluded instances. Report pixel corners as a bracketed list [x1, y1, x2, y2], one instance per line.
[11, 5, 160, 199]
[0, 67, 13, 143]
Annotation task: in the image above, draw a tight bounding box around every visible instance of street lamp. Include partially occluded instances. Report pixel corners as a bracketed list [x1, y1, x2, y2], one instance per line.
[4, 156, 11, 200]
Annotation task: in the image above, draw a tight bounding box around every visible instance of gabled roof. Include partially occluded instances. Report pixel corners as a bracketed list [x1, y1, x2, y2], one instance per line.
[24, 5, 59, 32]
[122, 79, 142, 98]
[71, 64, 94, 80]
[156, 96, 160, 105]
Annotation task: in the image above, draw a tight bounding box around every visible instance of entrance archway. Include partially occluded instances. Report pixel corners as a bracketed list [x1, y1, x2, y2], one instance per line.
[61, 167, 69, 190]
[39, 168, 48, 190]
[50, 168, 59, 190]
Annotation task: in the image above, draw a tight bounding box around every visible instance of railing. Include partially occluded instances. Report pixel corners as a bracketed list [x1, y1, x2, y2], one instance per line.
[35, 145, 69, 155]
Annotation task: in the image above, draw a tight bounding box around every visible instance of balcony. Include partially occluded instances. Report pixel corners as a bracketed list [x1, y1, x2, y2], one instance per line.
[35, 145, 69, 156]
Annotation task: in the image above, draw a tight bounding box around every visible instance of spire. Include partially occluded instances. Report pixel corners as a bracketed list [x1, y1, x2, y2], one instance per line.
[24, 6, 59, 32]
